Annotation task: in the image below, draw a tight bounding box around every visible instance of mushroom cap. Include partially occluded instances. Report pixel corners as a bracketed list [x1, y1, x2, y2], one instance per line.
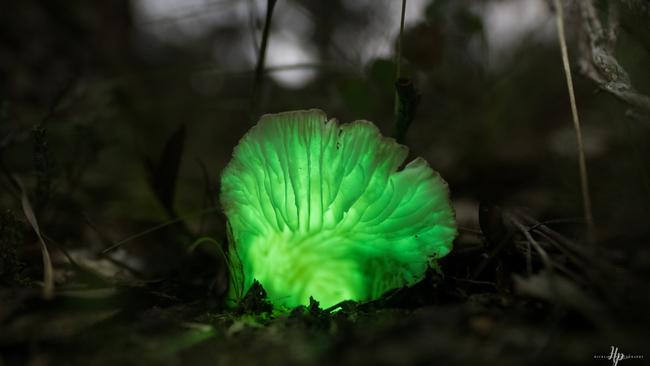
[221, 109, 456, 308]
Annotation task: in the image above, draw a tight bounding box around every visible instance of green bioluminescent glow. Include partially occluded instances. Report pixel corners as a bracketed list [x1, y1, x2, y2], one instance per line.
[220, 109, 456, 308]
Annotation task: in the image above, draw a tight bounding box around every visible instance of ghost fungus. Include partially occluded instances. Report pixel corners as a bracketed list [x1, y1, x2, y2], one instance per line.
[220, 109, 456, 308]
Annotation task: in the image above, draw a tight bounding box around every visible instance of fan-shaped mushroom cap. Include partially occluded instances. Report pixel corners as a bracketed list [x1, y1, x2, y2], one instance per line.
[221, 109, 456, 308]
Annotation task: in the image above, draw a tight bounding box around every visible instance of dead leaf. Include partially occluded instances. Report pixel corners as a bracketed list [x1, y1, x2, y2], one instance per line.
[16, 177, 54, 299]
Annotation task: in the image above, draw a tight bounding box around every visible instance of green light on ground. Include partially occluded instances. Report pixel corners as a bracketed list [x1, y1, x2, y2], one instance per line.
[221, 109, 456, 308]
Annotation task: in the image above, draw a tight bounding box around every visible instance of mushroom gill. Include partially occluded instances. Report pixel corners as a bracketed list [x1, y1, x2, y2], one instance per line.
[220, 109, 456, 308]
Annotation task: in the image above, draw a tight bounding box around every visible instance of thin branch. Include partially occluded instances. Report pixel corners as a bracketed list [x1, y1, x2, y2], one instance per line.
[251, 0, 277, 117]
[394, 0, 407, 115]
[578, 0, 650, 114]
[554, 0, 595, 238]
[395, 0, 407, 81]
[510, 215, 554, 273]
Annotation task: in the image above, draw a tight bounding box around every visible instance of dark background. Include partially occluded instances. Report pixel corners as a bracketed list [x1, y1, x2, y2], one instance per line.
[1, 0, 649, 365]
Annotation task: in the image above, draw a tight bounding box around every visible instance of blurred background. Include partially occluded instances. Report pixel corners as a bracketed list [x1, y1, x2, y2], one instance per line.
[1, 0, 649, 365]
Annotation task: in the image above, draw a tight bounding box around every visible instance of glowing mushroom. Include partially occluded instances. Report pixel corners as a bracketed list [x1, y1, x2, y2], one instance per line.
[220, 109, 456, 308]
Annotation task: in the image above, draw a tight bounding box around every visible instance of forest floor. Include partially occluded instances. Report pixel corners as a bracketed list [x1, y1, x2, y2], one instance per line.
[1, 205, 648, 366]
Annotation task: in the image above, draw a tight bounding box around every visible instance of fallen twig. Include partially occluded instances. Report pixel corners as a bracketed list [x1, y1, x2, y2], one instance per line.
[578, 0, 650, 114]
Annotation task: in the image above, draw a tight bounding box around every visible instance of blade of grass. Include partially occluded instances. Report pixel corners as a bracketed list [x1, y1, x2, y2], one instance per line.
[101, 207, 221, 254]
[188, 236, 240, 296]
[16, 177, 54, 299]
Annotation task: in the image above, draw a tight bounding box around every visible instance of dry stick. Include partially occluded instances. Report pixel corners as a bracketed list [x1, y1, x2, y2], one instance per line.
[251, 0, 277, 119]
[394, 0, 407, 115]
[554, 0, 595, 240]
[509, 215, 561, 312]
[528, 222, 624, 309]
[510, 216, 554, 273]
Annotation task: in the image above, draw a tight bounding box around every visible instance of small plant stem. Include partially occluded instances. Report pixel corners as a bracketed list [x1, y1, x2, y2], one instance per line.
[251, 0, 277, 118]
[554, 0, 595, 240]
[394, 0, 407, 116]
[101, 207, 221, 254]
